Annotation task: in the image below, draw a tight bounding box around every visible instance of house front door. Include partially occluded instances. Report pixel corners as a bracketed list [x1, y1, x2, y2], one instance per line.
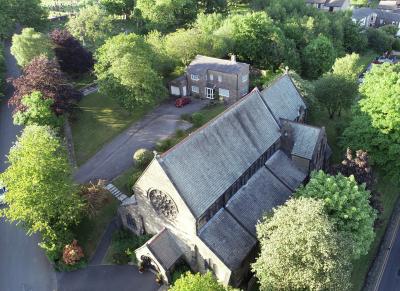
[205, 87, 214, 99]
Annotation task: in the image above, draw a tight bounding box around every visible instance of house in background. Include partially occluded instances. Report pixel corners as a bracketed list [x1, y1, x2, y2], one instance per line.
[378, 0, 400, 11]
[169, 55, 250, 103]
[306, 0, 351, 11]
[352, 7, 400, 36]
[119, 74, 330, 287]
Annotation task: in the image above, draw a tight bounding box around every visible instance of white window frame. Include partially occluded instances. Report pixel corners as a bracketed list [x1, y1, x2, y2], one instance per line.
[219, 88, 229, 98]
[209, 74, 214, 81]
[241, 74, 248, 83]
[217, 75, 222, 82]
[191, 74, 199, 81]
[191, 86, 199, 93]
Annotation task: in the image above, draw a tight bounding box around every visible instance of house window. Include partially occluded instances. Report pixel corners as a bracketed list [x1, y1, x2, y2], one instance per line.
[126, 214, 136, 230]
[242, 74, 248, 83]
[192, 86, 199, 93]
[209, 74, 214, 81]
[219, 88, 229, 98]
[191, 74, 199, 81]
[218, 75, 222, 82]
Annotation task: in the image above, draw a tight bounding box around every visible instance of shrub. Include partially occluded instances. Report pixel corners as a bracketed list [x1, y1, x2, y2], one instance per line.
[80, 180, 108, 218]
[155, 138, 175, 153]
[172, 263, 191, 284]
[191, 112, 205, 127]
[133, 148, 153, 170]
[132, 171, 143, 186]
[62, 240, 85, 265]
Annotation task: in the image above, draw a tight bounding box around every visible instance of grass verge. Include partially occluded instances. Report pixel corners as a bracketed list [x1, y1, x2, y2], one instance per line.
[71, 92, 151, 165]
[74, 193, 119, 259]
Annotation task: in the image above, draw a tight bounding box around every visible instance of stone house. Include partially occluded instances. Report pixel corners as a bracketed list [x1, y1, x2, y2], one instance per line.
[119, 74, 330, 287]
[169, 55, 250, 103]
[352, 7, 400, 36]
[306, 0, 351, 11]
[378, 0, 400, 11]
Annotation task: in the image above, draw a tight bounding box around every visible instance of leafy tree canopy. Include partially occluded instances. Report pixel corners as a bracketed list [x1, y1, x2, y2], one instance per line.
[332, 53, 363, 81]
[170, 272, 228, 291]
[67, 4, 114, 50]
[10, 56, 82, 115]
[11, 28, 54, 67]
[252, 197, 352, 291]
[13, 91, 62, 127]
[136, 0, 198, 33]
[0, 0, 47, 39]
[295, 171, 377, 259]
[95, 33, 167, 111]
[50, 29, 94, 75]
[100, 0, 135, 16]
[367, 28, 394, 53]
[0, 125, 84, 259]
[302, 35, 336, 79]
[313, 73, 358, 118]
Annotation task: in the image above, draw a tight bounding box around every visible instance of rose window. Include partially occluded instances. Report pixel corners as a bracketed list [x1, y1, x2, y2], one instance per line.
[148, 189, 178, 219]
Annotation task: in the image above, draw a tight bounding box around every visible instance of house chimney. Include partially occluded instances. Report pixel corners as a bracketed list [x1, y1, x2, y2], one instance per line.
[231, 54, 237, 63]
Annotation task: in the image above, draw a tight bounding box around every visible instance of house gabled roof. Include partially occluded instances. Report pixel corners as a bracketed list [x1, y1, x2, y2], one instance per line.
[199, 208, 257, 270]
[225, 166, 292, 237]
[260, 74, 306, 122]
[158, 89, 281, 218]
[187, 55, 249, 75]
[325, 0, 347, 7]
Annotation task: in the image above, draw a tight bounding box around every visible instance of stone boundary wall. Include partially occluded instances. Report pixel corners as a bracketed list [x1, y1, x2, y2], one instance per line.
[363, 196, 400, 291]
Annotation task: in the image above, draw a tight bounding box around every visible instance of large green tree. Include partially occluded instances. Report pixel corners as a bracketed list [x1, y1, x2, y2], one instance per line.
[11, 28, 54, 67]
[67, 4, 114, 50]
[367, 28, 394, 53]
[100, 0, 135, 17]
[341, 63, 400, 180]
[13, 91, 61, 127]
[295, 171, 377, 259]
[252, 197, 352, 291]
[170, 272, 228, 291]
[136, 0, 198, 33]
[332, 53, 363, 81]
[0, 125, 84, 259]
[0, 44, 5, 97]
[302, 35, 336, 79]
[0, 0, 47, 39]
[95, 33, 167, 111]
[313, 73, 358, 118]
[224, 12, 288, 69]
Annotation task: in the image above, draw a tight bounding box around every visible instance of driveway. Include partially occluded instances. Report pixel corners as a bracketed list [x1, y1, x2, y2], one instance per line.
[57, 265, 159, 291]
[74, 99, 208, 183]
[0, 42, 57, 291]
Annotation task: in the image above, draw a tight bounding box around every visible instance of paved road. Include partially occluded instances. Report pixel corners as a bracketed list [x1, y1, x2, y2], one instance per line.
[0, 42, 57, 291]
[74, 99, 208, 183]
[57, 265, 159, 291]
[377, 215, 400, 291]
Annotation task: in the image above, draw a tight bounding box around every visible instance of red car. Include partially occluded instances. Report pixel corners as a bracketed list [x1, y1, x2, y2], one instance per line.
[175, 97, 191, 108]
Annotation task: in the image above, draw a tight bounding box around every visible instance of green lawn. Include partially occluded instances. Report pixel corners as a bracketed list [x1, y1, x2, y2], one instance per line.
[358, 51, 378, 70]
[112, 166, 142, 196]
[74, 193, 119, 259]
[309, 107, 399, 291]
[71, 92, 151, 165]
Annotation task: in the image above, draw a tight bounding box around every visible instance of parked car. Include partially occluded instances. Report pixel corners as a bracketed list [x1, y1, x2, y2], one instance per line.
[0, 186, 7, 205]
[175, 97, 191, 108]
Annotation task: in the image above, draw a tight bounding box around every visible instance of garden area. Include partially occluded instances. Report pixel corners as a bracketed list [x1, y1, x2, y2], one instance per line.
[71, 92, 152, 165]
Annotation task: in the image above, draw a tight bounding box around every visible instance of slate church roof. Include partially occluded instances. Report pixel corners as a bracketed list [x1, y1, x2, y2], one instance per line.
[225, 167, 293, 236]
[159, 89, 281, 218]
[144, 228, 183, 270]
[288, 120, 322, 160]
[260, 75, 306, 122]
[199, 209, 257, 270]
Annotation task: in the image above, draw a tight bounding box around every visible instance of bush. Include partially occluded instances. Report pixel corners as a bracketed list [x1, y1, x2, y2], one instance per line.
[133, 148, 153, 170]
[62, 239, 85, 265]
[393, 38, 400, 51]
[80, 180, 108, 218]
[172, 263, 191, 284]
[155, 138, 175, 153]
[191, 112, 205, 127]
[109, 230, 152, 265]
[132, 170, 143, 185]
